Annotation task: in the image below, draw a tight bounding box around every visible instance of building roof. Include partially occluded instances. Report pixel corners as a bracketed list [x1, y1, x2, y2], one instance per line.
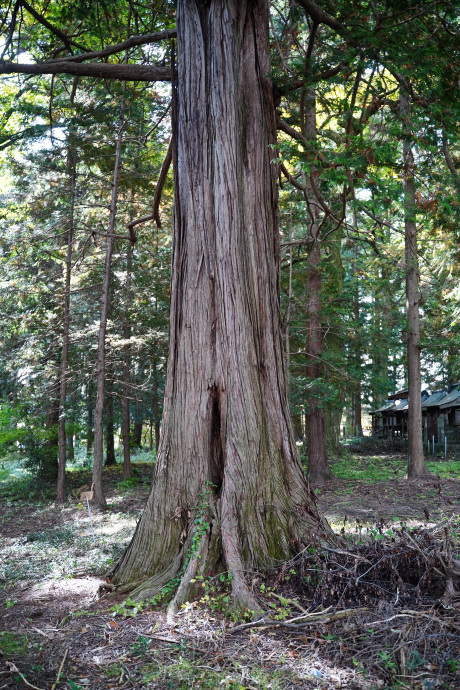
[439, 385, 460, 409]
[373, 400, 396, 414]
[388, 389, 408, 400]
[421, 390, 448, 410]
[374, 390, 430, 415]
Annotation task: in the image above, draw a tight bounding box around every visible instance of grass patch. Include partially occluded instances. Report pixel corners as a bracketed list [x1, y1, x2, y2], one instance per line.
[426, 459, 460, 478]
[0, 474, 56, 503]
[332, 452, 460, 484]
[140, 658, 297, 689]
[332, 453, 407, 483]
[26, 527, 74, 545]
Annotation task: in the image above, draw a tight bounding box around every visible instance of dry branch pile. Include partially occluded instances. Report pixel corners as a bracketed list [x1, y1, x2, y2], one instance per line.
[233, 520, 460, 686]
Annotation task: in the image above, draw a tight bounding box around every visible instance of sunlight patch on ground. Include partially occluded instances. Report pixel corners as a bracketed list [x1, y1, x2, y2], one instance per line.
[22, 576, 102, 603]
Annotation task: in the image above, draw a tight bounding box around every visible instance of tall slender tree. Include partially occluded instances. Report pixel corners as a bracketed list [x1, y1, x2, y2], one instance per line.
[400, 89, 430, 477]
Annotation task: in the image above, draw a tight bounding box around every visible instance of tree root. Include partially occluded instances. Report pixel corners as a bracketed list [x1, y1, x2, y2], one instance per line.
[226, 606, 368, 634]
[167, 533, 210, 623]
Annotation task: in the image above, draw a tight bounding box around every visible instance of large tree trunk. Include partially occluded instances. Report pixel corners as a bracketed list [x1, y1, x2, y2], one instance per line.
[112, 0, 332, 611]
[401, 89, 429, 478]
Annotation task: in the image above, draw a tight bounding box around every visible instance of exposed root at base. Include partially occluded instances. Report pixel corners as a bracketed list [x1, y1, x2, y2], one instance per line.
[167, 534, 209, 623]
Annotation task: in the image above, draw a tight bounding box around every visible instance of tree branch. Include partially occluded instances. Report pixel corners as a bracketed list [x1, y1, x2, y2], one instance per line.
[21, 0, 86, 51]
[442, 134, 459, 177]
[47, 29, 177, 64]
[277, 116, 310, 148]
[152, 137, 173, 227]
[127, 137, 173, 230]
[279, 162, 306, 191]
[0, 60, 171, 81]
[295, 0, 346, 33]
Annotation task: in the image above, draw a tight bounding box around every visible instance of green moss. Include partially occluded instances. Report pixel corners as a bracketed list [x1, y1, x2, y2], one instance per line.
[0, 631, 30, 656]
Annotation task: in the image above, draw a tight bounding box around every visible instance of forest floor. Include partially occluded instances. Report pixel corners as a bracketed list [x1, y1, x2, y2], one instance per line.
[0, 450, 459, 689]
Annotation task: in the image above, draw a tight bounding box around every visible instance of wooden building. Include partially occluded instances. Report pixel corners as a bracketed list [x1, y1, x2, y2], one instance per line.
[371, 384, 460, 449]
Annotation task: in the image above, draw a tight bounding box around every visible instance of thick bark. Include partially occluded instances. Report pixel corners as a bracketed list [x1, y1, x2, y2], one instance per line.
[401, 89, 429, 478]
[112, 0, 332, 610]
[152, 356, 161, 455]
[92, 88, 126, 508]
[56, 134, 76, 504]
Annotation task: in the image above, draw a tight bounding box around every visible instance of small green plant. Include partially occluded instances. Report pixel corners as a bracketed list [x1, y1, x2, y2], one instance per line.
[352, 657, 368, 680]
[110, 597, 145, 618]
[379, 649, 397, 672]
[130, 635, 150, 657]
[68, 680, 84, 690]
[117, 476, 139, 491]
[5, 598, 17, 608]
[104, 662, 125, 678]
[446, 658, 460, 673]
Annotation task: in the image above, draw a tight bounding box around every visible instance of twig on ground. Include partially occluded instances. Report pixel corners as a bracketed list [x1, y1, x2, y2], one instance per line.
[268, 591, 307, 613]
[5, 662, 45, 690]
[50, 648, 68, 690]
[31, 626, 53, 639]
[227, 606, 367, 634]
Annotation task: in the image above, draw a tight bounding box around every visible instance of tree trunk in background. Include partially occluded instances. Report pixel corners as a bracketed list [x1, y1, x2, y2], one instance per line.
[401, 89, 429, 478]
[352, 247, 363, 437]
[112, 0, 332, 610]
[92, 86, 126, 508]
[132, 420, 143, 448]
[44, 395, 59, 480]
[323, 233, 345, 456]
[86, 378, 94, 455]
[303, 91, 333, 484]
[305, 241, 332, 482]
[57, 128, 76, 504]
[122, 240, 132, 478]
[372, 263, 391, 408]
[105, 383, 116, 466]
